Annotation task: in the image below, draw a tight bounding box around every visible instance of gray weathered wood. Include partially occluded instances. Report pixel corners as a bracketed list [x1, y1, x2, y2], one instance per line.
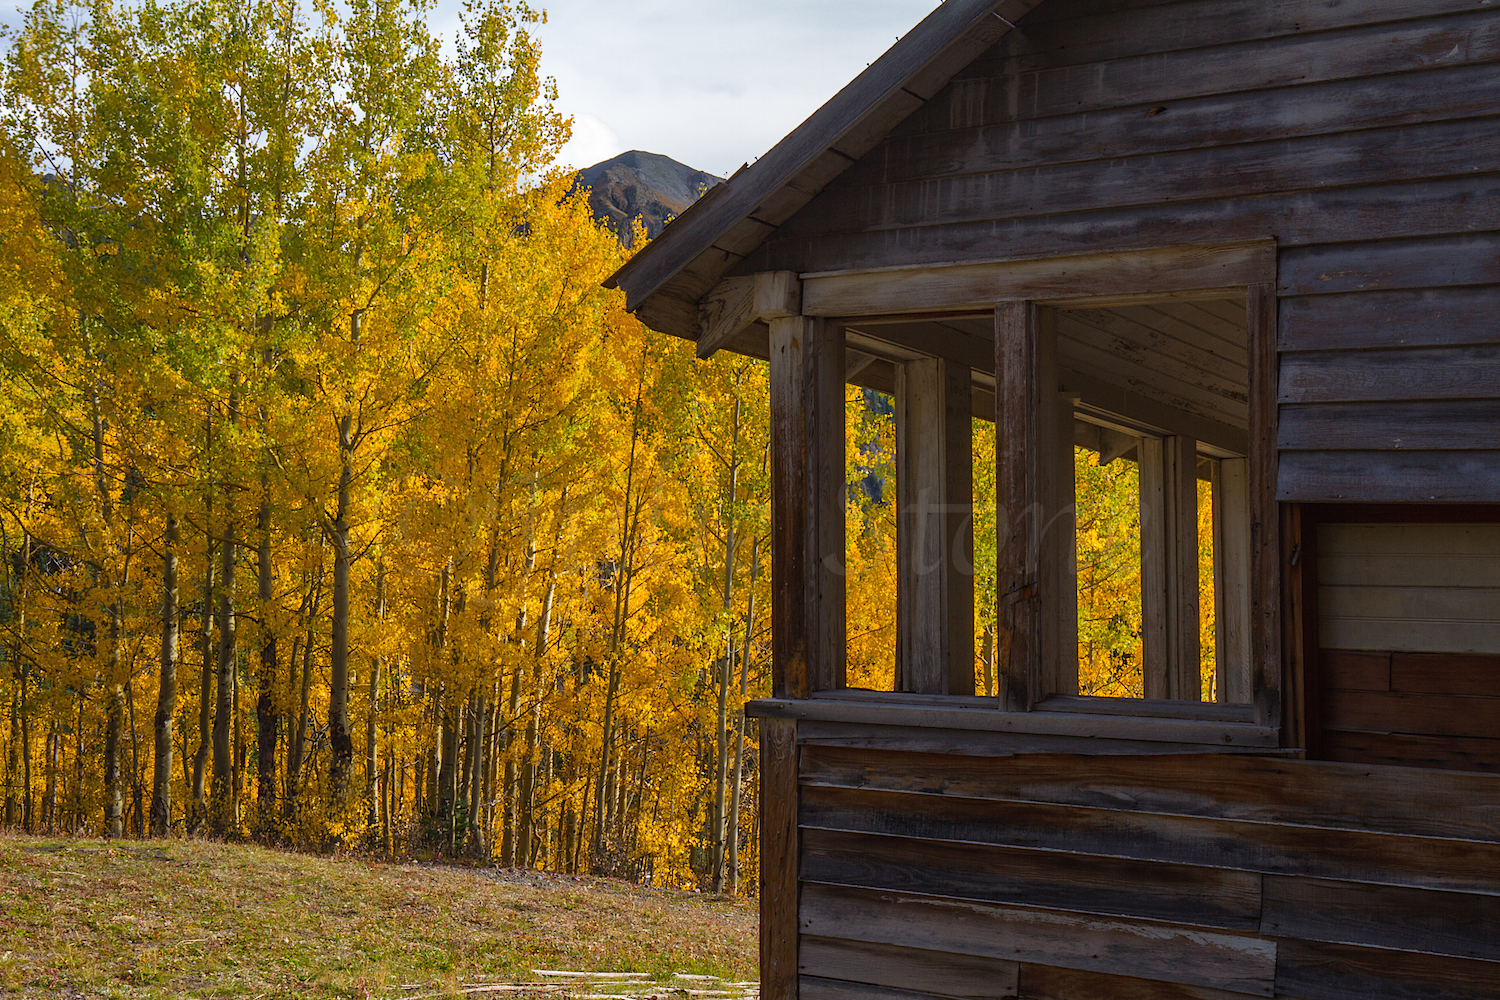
[1279, 286, 1500, 352]
[896, 356, 976, 696]
[804, 243, 1276, 317]
[1246, 283, 1280, 731]
[697, 271, 801, 359]
[1216, 458, 1254, 704]
[1262, 875, 1500, 962]
[799, 936, 1020, 1000]
[1279, 401, 1500, 451]
[1278, 451, 1500, 503]
[1279, 346, 1500, 404]
[798, 882, 1277, 996]
[996, 300, 1039, 712]
[1275, 938, 1500, 1000]
[761, 717, 798, 1000]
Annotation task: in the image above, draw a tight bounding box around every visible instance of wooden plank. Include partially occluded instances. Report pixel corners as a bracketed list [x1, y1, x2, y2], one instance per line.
[807, 319, 847, 692]
[1318, 522, 1500, 559]
[1392, 652, 1500, 697]
[747, 174, 1500, 278]
[800, 783, 1500, 896]
[798, 883, 1277, 996]
[1278, 451, 1500, 503]
[794, 116, 1500, 237]
[1056, 324, 1249, 427]
[1278, 401, 1500, 451]
[1019, 962, 1269, 1000]
[1246, 284, 1280, 732]
[792, 721, 1288, 759]
[800, 827, 1264, 930]
[1216, 459, 1254, 704]
[1319, 585, 1500, 626]
[986, 0, 1491, 73]
[1279, 286, 1500, 352]
[747, 696, 1277, 747]
[697, 277, 757, 359]
[1318, 650, 1391, 692]
[803, 243, 1276, 317]
[1275, 938, 1500, 1000]
[799, 975, 982, 1000]
[996, 301, 1039, 711]
[797, 745, 1500, 842]
[865, 60, 1500, 186]
[896, 357, 976, 696]
[771, 317, 812, 700]
[1279, 233, 1500, 298]
[1063, 369, 1250, 456]
[919, 10, 1500, 128]
[761, 718, 798, 1000]
[1321, 618, 1500, 656]
[1279, 346, 1500, 404]
[800, 937, 1019, 1000]
[1321, 690, 1500, 738]
[1319, 729, 1500, 773]
[1263, 875, 1500, 962]
[1058, 306, 1249, 388]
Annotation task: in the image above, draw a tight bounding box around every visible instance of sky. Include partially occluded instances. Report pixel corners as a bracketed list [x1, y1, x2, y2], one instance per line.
[431, 0, 945, 178]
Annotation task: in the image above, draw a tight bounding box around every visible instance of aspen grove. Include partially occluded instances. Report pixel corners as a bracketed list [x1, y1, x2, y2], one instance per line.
[0, 0, 779, 890]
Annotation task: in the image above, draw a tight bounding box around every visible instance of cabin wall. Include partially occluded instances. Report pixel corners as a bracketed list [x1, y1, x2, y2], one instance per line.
[791, 728, 1500, 1000]
[735, 0, 1500, 503]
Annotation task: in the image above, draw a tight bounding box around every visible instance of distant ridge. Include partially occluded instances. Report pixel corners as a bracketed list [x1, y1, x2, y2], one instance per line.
[572, 151, 722, 248]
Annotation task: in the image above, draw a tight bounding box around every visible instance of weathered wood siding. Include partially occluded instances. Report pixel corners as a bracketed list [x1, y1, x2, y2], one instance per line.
[796, 736, 1500, 1000]
[735, 0, 1500, 503]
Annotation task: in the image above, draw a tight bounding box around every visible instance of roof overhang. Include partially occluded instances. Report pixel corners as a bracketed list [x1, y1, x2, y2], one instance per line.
[605, 0, 1043, 346]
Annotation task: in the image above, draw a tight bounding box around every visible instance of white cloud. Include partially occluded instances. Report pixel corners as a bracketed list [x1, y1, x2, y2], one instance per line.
[557, 113, 626, 173]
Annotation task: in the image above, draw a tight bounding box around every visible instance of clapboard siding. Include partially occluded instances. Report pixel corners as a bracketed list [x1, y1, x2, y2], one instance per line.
[733, 0, 1500, 502]
[796, 739, 1500, 1000]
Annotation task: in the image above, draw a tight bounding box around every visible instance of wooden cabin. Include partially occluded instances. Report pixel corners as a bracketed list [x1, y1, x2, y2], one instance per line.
[607, 1, 1500, 997]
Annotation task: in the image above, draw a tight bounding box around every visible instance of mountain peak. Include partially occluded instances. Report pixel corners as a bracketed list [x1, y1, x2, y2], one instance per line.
[572, 151, 723, 248]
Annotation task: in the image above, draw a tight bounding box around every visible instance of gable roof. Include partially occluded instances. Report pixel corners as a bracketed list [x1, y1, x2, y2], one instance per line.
[605, 0, 1043, 340]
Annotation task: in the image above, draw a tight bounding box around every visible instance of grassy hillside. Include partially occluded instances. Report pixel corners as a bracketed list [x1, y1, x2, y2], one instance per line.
[0, 833, 757, 999]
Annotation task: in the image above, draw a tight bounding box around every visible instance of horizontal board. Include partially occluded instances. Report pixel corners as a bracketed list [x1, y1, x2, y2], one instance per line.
[801, 828, 1263, 929]
[744, 174, 1500, 277]
[1057, 327, 1249, 427]
[1319, 650, 1391, 692]
[1319, 556, 1500, 589]
[800, 784, 1500, 894]
[800, 975, 965, 1000]
[791, 116, 1500, 237]
[1319, 522, 1500, 558]
[793, 721, 1280, 758]
[799, 937, 1020, 1000]
[1392, 651, 1500, 696]
[918, 10, 1500, 128]
[1319, 585, 1500, 625]
[1319, 729, 1500, 772]
[987, 0, 1492, 72]
[1320, 618, 1500, 655]
[1279, 286, 1500, 351]
[1018, 962, 1267, 1000]
[1279, 346, 1500, 405]
[1276, 938, 1500, 1000]
[1277, 451, 1500, 503]
[1320, 690, 1500, 738]
[799, 746, 1500, 841]
[800, 882, 1277, 996]
[872, 61, 1500, 188]
[1263, 875, 1500, 961]
[1279, 400, 1500, 451]
[1059, 305, 1248, 385]
[1279, 233, 1500, 298]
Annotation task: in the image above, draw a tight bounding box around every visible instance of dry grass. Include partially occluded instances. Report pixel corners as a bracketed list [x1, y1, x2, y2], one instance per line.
[0, 832, 757, 999]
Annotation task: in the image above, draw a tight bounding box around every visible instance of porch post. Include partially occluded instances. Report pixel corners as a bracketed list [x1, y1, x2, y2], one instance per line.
[895, 356, 975, 695]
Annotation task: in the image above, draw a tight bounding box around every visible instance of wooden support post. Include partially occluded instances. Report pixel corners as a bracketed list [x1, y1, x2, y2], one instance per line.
[1247, 282, 1283, 731]
[996, 301, 1039, 710]
[770, 316, 846, 699]
[1216, 458, 1253, 703]
[758, 717, 798, 1000]
[1044, 390, 1079, 698]
[896, 357, 975, 696]
[1141, 435, 1200, 700]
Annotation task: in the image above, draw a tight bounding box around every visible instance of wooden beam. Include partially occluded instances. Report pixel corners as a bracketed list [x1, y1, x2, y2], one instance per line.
[1216, 458, 1253, 704]
[997, 301, 1040, 711]
[770, 316, 847, 698]
[1141, 436, 1201, 701]
[759, 717, 798, 1000]
[803, 243, 1276, 317]
[699, 271, 802, 359]
[1247, 282, 1282, 731]
[896, 357, 975, 696]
